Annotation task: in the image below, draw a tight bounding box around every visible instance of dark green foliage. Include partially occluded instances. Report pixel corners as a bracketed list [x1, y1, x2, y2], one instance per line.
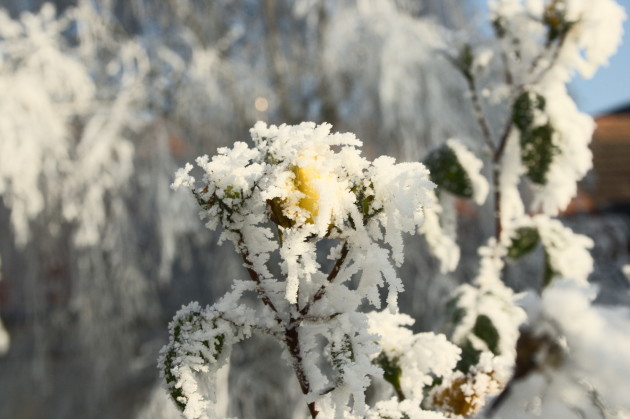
[507, 227, 541, 260]
[424, 144, 474, 199]
[543, 250, 556, 289]
[512, 91, 559, 185]
[352, 183, 382, 225]
[455, 340, 481, 374]
[473, 315, 500, 355]
[512, 91, 545, 132]
[162, 309, 225, 413]
[492, 17, 507, 38]
[375, 352, 405, 401]
[446, 300, 483, 374]
[331, 334, 355, 383]
[521, 123, 557, 184]
[454, 44, 474, 81]
[451, 306, 467, 326]
[162, 345, 186, 410]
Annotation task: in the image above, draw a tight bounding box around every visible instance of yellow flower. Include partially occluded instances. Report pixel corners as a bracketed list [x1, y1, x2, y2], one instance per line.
[292, 164, 322, 223]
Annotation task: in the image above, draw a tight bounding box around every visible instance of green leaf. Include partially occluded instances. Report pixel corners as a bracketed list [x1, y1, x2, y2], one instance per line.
[375, 352, 405, 401]
[162, 346, 187, 410]
[507, 227, 541, 260]
[455, 340, 481, 374]
[543, 250, 556, 289]
[331, 334, 355, 384]
[512, 91, 558, 185]
[224, 185, 241, 200]
[521, 123, 557, 185]
[424, 144, 474, 199]
[351, 183, 382, 225]
[456, 44, 474, 81]
[512, 91, 544, 132]
[492, 17, 507, 38]
[161, 307, 226, 413]
[473, 314, 500, 355]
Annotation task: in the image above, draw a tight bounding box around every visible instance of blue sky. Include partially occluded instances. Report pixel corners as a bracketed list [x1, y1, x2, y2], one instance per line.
[570, 0, 630, 115]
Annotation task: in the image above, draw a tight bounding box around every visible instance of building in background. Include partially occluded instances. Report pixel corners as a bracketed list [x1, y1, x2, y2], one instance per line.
[565, 104, 630, 215]
[591, 105, 630, 211]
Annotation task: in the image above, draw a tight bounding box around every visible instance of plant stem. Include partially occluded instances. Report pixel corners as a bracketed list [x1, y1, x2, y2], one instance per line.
[463, 69, 506, 240]
[466, 74, 496, 151]
[492, 122, 513, 240]
[238, 229, 319, 416]
[299, 242, 349, 317]
[285, 324, 319, 418]
[236, 232, 283, 324]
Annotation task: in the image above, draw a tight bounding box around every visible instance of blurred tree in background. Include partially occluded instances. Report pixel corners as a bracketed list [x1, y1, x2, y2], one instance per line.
[0, 1, 628, 418]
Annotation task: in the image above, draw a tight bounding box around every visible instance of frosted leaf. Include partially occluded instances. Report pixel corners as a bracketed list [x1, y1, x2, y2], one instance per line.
[534, 215, 594, 284]
[324, 313, 382, 418]
[529, 85, 595, 214]
[421, 191, 460, 274]
[445, 139, 489, 205]
[368, 311, 461, 401]
[159, 302, 252, 419]
[450, 240, 526, 360]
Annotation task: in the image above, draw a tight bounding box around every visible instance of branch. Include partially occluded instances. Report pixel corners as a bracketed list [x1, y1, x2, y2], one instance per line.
[466, 73, 496, 152]
[299, 242, 349, 317]
[527, 34, 567, 85]
[235, 232, 283, 325]
[285, 325, 319, 418]
[217, 313, 283, 339]
[492, 121, 514, 240]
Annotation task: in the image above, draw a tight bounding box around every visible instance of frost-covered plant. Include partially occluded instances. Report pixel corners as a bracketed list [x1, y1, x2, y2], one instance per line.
[434, 0, 629, 417]
[163, 122, 445, 418]
[162, 0, 630, 418]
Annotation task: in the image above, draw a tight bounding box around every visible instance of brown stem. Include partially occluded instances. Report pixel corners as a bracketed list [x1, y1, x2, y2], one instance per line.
[299, 243, 349, 317]
[466, 74, 496, 151]
[530, 34, 567, 86]
[500, 49, 514, 86]
[236, 233, 283, 324]
[238, 231, 317, 416]
[463, 70, 505, 240]
[492, 123, 513, 241]
[285, 326, 319, 418]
